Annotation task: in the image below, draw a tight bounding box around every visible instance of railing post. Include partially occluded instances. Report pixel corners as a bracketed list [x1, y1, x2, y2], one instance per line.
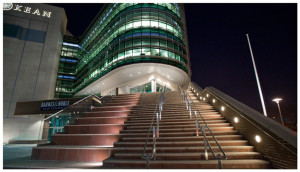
[189, 99, 192, 118]
[202, 126, 208, 160]
[195, 119, 199, 136]
[156, 113, 159, 137]
[218, 154, 222, 169]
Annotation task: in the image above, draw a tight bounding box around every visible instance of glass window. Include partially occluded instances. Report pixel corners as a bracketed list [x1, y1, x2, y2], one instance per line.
[151, 38, 159, 46]
[160, 39, 167, 47]
[142, 47, 151, 55]
[125, 49, 132, 58]
[167, 42, 174, 49]
[159, 22, 166, 29]
[151, 21, 159, 28]
[151, 48, 160, 56]
[160, 49, 168, 57]
[142, 20, 151, 27]
[118, 52, 124, 60]
[125, 40, 132, 48]
[142, 38, 150, 45]
[133, 21, 141, 28]
[133, 39, 141, 46]
[168, 51, 175, 59]
[132, 48, 141, 56]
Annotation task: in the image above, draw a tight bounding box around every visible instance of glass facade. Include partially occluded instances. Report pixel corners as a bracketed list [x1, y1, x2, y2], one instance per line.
[55, 3, 190, 98]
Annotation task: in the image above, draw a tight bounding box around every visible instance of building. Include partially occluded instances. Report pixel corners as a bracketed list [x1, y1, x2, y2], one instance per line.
[3, 3, 190, 143]
[3, 3, 67, 143]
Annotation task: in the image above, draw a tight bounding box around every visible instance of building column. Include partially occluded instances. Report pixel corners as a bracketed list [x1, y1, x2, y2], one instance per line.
[151, 79, 156, 92]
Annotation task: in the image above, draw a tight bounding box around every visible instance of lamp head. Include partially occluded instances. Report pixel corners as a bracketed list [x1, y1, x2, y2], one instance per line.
[272, 98, 282, 104]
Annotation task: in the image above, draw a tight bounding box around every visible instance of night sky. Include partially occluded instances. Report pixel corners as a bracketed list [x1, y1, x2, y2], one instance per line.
[50, 3, 297, 125]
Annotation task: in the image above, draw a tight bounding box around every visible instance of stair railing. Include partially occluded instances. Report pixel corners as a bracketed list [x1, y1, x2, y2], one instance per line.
[141, 86, 166, 168]
[177, 84, 227, 169]
[37, 94, 113, 144]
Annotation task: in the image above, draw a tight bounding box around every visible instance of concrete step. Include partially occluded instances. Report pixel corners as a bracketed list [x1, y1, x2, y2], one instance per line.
[119, 126, 235, 134]
[51, 131, 239, 145]
[113, 140, 249, 147]
[125, 123, 230, 129]
[128, 114, 222, 120]
[108, 145, 255, 154]
[114, 152, 262, 160]
[92, 106, 133, 112]
[124, 117, 225, 124]
[65, 124, 125, 134]
[84, 110, 131, 117]
[31, 145, 112, 162]
[102, 159, 270, 169]
[121, 135, 244, 142]
[123, 120, 228, 126]
[76, 116, 129, 125]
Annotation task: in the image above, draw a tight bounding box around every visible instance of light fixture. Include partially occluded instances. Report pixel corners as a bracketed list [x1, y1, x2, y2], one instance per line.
[206, 94, 209, 97]
[200, 96, 202, 100]
[221, 106, 225, 111]
[203, 98, 206, 101]
[234, 117, 239, 123]
[255, 135, 261, 143]
[212, 99, 216, 103]
[129, 74, 133, 77]
[197, 93, 199, 96]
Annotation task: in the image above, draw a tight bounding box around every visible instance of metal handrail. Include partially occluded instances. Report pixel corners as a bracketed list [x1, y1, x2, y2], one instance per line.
[37, 93, 113, 144]
[177, 84, 227, 168]
[44, 94, 110, 121]
[141, 86, 166, 168]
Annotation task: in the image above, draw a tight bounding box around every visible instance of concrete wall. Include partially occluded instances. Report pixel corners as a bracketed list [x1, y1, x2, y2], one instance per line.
[3, 3, 67, 143]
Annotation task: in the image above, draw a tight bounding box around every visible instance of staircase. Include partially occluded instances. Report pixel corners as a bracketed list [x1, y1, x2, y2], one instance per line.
[32, 89, 270, 169]
[31, 93, 142, 162]
[102, 90, 270, 169]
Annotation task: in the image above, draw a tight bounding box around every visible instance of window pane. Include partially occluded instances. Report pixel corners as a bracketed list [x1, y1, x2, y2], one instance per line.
[151, 48, 160, 56]
[151, 38, 159, 46]
[125, 40, 132, 48]
[125, 49, 132, 58]
[133, 48, 141, 56]
[160, 39, 167, 47]
[160, 49, 168, 57]
[133, 39, 141, 46]
[142, 47, 151, 55]
[142, 38, 150, 45]
[168, 51, 175, 59]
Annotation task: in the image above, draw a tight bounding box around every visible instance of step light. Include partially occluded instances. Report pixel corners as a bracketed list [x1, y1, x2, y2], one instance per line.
[221, 106, 225, 111]
[234, 117, 239, 123]
[255, 135, 261, 143]
[200, 96, 203, 100]
[212, 99, 216, 103]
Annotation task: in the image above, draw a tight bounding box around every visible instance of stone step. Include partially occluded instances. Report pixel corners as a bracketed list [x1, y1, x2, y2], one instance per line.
[51, 131, 239, 145]
[121, 135, 244, 142]
[65, 124, 125, 134]
[119, 126, 234, 134]
[31, 146, 112, 162]
[76, 116, 129, 125]
[102, 159, 270, 169]
[113, 140, 248, 147]
[125, 122, 230, 129]
[114, 152, 262, 160]
[128, 114, 222, 121]
[122, 120, 227, 126]
[124, 117, 225, 124]
[84, 110, 131, 117]
[108, 145, 255, 154]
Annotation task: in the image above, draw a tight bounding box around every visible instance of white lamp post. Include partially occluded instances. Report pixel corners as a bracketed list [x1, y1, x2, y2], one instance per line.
[272, 98, 284, 126]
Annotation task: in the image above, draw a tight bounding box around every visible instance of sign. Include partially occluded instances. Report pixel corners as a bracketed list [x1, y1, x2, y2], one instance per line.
[41, 100, 70, 111]
[3, 3, 52, 18]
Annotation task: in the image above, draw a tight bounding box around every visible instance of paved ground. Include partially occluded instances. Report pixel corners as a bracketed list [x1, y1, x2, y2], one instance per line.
[3, 144, 103, 169]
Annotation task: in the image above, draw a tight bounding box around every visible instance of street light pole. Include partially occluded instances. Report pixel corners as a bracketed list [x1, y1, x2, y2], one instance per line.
[246, 34, 268, 117]
[272, 98, 284, 126]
